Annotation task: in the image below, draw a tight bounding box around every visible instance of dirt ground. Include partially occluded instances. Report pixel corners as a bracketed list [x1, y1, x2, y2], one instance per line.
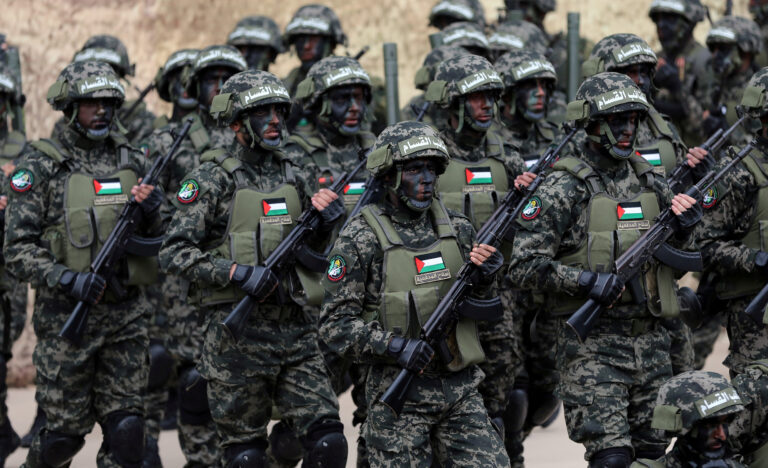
[4, 331, 732, 467]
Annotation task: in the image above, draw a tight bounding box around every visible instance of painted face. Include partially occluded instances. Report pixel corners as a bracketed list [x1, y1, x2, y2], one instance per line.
[464, 91, 495, 130]
[237, 45, 274, 71]
[327, 85, 366, 133]
[169, 70, 197, 109]
[682, 416, 730, 460]
[245, 104, 285, 148]
[515, 78, 550, 121]
[198, 66, 236, 108]
[398, 158, 437, 212]
[655, 13, 688, 52]
[710, 43, 738, 76]
[76, 97, 117, 139]
[294, 34, 328, 67]
[619, 64, 653, 98]
[604, 111, 639, 151]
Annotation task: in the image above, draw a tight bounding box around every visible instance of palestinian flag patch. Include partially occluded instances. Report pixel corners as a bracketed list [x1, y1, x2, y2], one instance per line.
[177, 179, 199, 204]
[465, 167, 493, 185]
[93, 178, 122, 196]
[702, 187, 718, 209]
[327, 255, 346, 282]
[10, 169, 33, 192]
[262, 198, 289, 216]
[521, 196, 542, 220]
[617, 202, 643, 220]
[636, 149, 662, 166]
[414, 252, 446, 274]
[343, 181, 366, 195]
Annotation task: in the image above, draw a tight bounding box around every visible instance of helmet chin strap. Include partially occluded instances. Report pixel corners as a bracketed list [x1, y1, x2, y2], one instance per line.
[318, 95, 368, 137]
[243, 118, 281, 151]
[455, 97, 493, 134]
[588, 120, 635, 160]
[68, 102, 111, 141]
[392, 184, 432, 213]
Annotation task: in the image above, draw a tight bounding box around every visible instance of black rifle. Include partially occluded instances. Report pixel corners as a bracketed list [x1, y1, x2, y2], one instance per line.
[410, 102, 431, 122]
[220, 154, 371, 341]
[59, 117, 194, 345]
[353, 46, 370, 61]
[121, 82, 156, 121]
[668, 115, 746, 192]
[379, 127, 578, 417]
[725, 0, 733, 16]
[566, 139, 759, 342]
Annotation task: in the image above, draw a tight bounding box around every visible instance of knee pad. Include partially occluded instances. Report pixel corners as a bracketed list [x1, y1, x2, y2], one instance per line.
[103, 411, 144, 467]
[589, 447, 633, 468]
[527, 391, 560, 427]
[178, 367, 211, 425]
[268, 420, 303, 464]
[302, 419, 347, 468]
[40, 430, 85, 467]
[147, 341, 174, 391]
[503, 388, 529, 434]
[224, 441, 267, 468]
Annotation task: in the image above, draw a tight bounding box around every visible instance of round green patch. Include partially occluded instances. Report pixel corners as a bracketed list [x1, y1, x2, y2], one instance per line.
[521, 196, 542, 220]
[10, 169, 33, 193]
[327, 254, 347, 282]
[177, 179, 199, 203]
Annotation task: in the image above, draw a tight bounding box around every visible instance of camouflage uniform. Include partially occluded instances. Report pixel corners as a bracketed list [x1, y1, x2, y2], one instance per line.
[51, 35, 157, 149]
[729, 359, 768, 466]
[631, 371, 746, 468]
[227, 16, 284, 72]
[752, 1, 768, 69]
[428, 0, 486, 30]
[6, 61, 160, 468]
[159, 70, 346, 467]
[507, 73, 696, 463]
[320, 121, 509, 467]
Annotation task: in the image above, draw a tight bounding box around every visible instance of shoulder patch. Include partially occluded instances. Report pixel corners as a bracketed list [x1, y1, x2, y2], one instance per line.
[326, 254, 347, 282]
[702, 186, 718, 209]
[10, 169, 33, 192]
[521, 196, 542, 220]
[177, 179, 200, 204]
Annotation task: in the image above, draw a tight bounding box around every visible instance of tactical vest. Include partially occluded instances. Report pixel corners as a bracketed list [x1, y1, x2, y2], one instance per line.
[191, 149, 317, 306]
[715, 150, 768, 300]
[0, 130, 25, 166]
[187, 113, 214, 154]
[438, 132, 508, 231]
[360, 201, 485, 372]
[34, 136, 157, 286]
[545, 156, 681, 318]
[635, 109, 681, 177]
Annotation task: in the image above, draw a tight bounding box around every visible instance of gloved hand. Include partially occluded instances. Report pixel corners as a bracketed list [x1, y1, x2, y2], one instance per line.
[319, 198, 345, 230]
[654, 63, 682, 93]
[672, 192, 703, 230]
[386, 336, 434, 373]
[755, 251, 768, 275]
[578, 271, 624, 307]
[702, 113, 727, 137]
[59, 270, 107, 305]
[229, 264, 278, 299]
[471, 243, 503, 279]
[138, 187, 163, 215]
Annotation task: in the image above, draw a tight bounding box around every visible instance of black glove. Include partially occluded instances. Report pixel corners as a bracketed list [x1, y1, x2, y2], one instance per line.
[476, 247, 504, 279]
[674, 196, 703, 230]
[702, 113, 727, 137]
[319, 198, 344, 230]
[578, 271, 624, 307]
[689, 151, 715, 182]
[654, 63, 682, 93]
[138, 187, 163, 215]
[386, 336, 434, 373]
[755, 251, 768, 275]
[59, 270, 107, 305]
[229, 264, 278, 299]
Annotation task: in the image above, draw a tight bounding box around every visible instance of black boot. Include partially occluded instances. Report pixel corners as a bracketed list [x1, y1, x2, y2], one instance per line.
[20, 406, 45, 448]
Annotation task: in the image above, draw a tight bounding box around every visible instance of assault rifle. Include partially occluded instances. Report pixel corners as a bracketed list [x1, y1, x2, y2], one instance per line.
[667, 115, 746, 192]
[220, 152, 371, 341]
[59, 117, 194, 345]
[566, 139, 759, 342]
[121, 82, 156, 122]
[379, 126, 578, 417]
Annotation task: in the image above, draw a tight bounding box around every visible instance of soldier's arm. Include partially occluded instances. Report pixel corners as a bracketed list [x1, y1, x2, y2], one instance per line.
[319, 218, 392, 362]
[502, 142, 526, 182]
[450, 211, 495, 298]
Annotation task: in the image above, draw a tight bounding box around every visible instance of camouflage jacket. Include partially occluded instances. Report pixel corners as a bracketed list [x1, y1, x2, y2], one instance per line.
[439, 128, 525, 183]
[319, 198, 490, 366]
[494, 118, 558, 167]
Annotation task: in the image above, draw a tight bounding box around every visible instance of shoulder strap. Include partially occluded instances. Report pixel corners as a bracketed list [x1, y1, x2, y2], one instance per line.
[647, 108, 675, 139]
[628, 154, 656, 188]
[484, 130, 503, 158]
[430, 199, 458, 239]
[153, 115, 170, 130]
[287, 132, 324, 155]
[357, 131, 377, 151]
[743, 151, 768, 187]
[360, 204, 404, 250]
[200, 148, 248, 187]
[536, 121, 555, 141]
[30, 138, 69, 164]
[274, 150, 297, 184]
[188, 113, 211, 152]
[552, 156, 602, 193]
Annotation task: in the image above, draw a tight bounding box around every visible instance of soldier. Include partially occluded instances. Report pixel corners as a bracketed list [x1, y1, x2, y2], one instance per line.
[282, 4, 347, 97]
[507, 72, 702, 466]
[158, 69, 347, 468]
[702, 16, 763, 147]
[439, 21, 491, 60]
[52, 35, 157, 149]
[632, 371, 746, 468]
[695, 67, 768, 378]
[400, 45, 465, 128]
[428, 0, 486, 30]
[227, 16, 284, 72]
[5, 60, 163, 467]
[151, 48, 198, 129]
[649, 0, 711, 147]
[319, 120, 510, 466]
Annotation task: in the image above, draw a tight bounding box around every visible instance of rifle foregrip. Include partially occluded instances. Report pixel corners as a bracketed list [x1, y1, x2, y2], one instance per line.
[379, 369, 415, 418]
[745, 285, 768, 326]
[59, 301, 89, 346]
[566, 299, 602, 343]
[220, 295, 256, 342]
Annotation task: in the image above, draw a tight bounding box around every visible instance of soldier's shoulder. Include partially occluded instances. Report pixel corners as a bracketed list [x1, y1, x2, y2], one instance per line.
[17, 141, 63, 175]
[338, 212, 379, 247]
[446, 207, 472, 226]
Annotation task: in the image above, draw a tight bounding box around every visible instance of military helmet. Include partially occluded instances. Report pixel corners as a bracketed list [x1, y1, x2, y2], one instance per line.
[47, 60, 126, 111]
[439, 21, 490, 56]
[429, 0, 486, 28]
[72, 35, 134, 78]
[648, 0, 707, 25]
[507, 0, 556, 13]
[295, 56, 372, 109]
[566, 72, 649, 126]
[583, 34, 657, 78]
[154, 49, 198, 103]
[652, 371, 745, 437]
[283, 4, 347, 48]
[426, 54, 504, 107]
[495, 50, 556, 89]
[366, 121, 450, 178]
[488, 21, 549, 58]
[706, 16, 763, 54]
[739, 66, 768, 118]
[184, 45, 248, 95]
[227, 16, 284, 54]
[414, 45, 467, 91]
[209, 70, 291, 127]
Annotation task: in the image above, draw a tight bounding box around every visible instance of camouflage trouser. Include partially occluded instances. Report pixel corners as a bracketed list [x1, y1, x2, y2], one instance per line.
[199, 307, 340, 451]
[477, 293, 519, 418]
[362, 364, 510, 467]
[660, 317, 694, 375]
[1, 279, 28, 425]
[724, 296, 768, 375]
[24, 293, 149, 468]
[556, 318, 672, 461]
[145, 281, 171, 444]
[691, 314, 724, 370]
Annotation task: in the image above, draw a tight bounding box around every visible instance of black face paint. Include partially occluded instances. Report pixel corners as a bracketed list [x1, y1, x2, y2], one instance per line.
[619, 64, 654, 99]
[461, 91, 495, 133]
[198, 67, 235, 109]
[678, 420, 730, 465]
[244, 104, 285, 149]
[294, 35, 329, 70]
[592, 111, 639, 160]
[238, 45, 273, 71]
[711, 44, 738, 76]
[74, 98, 117, 141]
[327, 85, 367, 135]
[397, 159, 437, 213]
[514, 78, 550, 122]
[656, 13, 689, 53]
[170, 72, 197, 110]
